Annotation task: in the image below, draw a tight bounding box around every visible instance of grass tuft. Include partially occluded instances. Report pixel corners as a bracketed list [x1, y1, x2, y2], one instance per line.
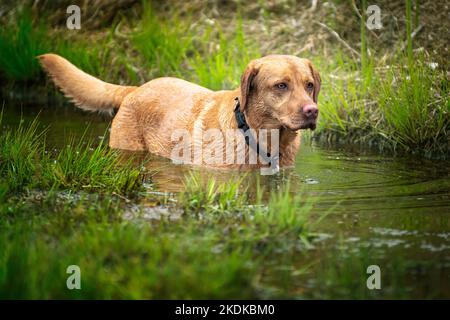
[43, 136, 143, 194]
[375, 59, 449, 156]
[0, 116, 145, 195]
[131, 2, 192, 78]
[0, 114, 44, 192]
[0, 10, 48, 81]
[189, 16, 259, 90]
[179, 172, 248, 214]
[315, 53, 449, 157]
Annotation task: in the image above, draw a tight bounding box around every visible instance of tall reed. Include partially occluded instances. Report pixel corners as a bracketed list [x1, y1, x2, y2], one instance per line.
[405, 0, 413, 65]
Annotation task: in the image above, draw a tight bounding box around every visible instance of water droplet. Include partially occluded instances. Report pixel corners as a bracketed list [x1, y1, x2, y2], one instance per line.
[304, 178, 319, 184]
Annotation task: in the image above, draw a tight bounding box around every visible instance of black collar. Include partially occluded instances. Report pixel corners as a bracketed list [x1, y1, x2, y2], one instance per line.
[234, 97, 279, 169]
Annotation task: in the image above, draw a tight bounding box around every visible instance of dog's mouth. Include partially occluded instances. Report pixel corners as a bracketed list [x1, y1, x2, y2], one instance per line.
[283, 121, 317, 131]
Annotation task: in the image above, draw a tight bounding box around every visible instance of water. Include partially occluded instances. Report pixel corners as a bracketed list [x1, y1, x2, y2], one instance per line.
[2, 98, 449, 298]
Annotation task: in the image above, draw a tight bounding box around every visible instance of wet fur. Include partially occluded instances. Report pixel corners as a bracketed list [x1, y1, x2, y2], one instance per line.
[39, 54, 321, 169]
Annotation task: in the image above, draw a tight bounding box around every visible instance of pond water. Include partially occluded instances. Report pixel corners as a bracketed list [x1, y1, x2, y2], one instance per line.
[2, 97, 449, 298]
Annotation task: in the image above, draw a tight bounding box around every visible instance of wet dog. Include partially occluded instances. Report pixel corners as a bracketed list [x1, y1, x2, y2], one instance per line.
[39, 54, 321, 169]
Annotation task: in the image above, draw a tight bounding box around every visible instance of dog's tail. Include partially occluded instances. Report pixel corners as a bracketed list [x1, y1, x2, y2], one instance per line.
[38, 53, 137, 114]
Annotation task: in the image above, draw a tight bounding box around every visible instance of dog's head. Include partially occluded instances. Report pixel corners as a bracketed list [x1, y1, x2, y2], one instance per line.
[240, 55, 321, 131]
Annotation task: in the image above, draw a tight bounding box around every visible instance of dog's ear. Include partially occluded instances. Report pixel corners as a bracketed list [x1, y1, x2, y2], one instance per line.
[240, 62, 259, 112]
[309, 61, 321, 103]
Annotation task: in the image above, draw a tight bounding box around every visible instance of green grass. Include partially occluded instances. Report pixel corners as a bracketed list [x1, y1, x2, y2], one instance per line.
[0, 115, 44, 192]
[1, 3, 446, 158]
[179, 173, 313, 250]
[314, 52, 449, 157]
[179, 172, 248, 214]
[42, 136, 144, 194]
[0, 1, 448, 300]
[297, 239, 447, 299]
[0, 11, 48, 81]
[189, 17, 260, 90]
[375, 58, 449, 156]
[0, 9, 117, 84]
[0, 120, 317, 298]
[130, 4, 259, 90]
[313, 1, 448, 157]
[53, 36, 113, 82]
[0, 148, 448, 298]
[0, 164, 315, 299]
[406, 0, 414, 65]
[0, 193, 256, 299]
[259, 184, 312, 234]
[131, 3, 192, 79]
[0, 115, 145, 195]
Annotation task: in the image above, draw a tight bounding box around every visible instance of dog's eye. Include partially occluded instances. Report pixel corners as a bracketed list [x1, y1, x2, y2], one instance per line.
[306, 82, 314, 91]
[275, 83, 288, 90]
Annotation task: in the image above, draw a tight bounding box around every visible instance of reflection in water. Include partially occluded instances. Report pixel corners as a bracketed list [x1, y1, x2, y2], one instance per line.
[2, 99, 449, 298]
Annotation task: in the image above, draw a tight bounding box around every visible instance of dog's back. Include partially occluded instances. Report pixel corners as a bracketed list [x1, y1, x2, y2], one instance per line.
[110, 77, 216, 152]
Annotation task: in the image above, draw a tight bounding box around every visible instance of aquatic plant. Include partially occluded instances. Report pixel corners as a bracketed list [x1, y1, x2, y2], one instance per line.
[0, 171, 317, 299]
[0, 115, 145, 195]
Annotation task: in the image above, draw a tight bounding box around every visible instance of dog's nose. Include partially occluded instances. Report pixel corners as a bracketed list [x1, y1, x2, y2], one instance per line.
[303, 104, 319, 119]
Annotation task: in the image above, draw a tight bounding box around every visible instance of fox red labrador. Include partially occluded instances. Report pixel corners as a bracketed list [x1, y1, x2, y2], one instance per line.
[39, 54, 321, 169]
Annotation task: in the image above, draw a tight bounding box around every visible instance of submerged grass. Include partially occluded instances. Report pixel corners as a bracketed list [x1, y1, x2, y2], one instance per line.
[312, 0, 448, 157]
[0, 9, 117, 84]
[189, 16, 260, 90]
[179, 172, 248, 214]
[0, 193, 256, 299]
[300, 241, 447, 299]
[0, 151, 447, 298]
